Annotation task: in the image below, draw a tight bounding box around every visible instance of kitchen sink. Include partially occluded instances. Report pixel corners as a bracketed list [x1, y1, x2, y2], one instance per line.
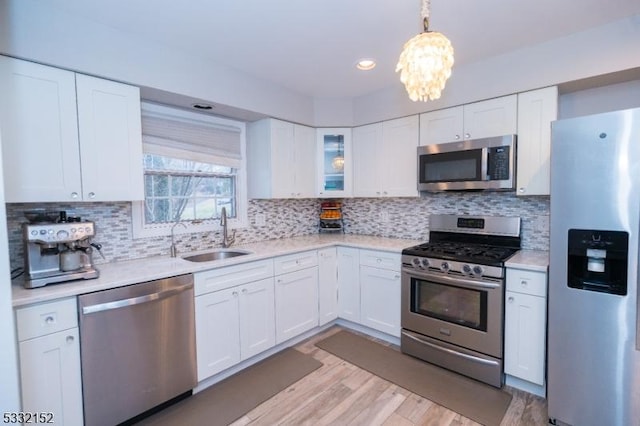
[182, 249, 252, 262]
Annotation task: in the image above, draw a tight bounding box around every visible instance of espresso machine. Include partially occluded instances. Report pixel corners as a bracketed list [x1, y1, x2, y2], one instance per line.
[23, 220, 100, 289]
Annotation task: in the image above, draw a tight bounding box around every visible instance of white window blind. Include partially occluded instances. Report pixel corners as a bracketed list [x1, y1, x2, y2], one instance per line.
[141, 102, 242, 168]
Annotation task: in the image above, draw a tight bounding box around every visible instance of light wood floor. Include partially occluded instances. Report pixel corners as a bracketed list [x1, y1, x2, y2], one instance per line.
[229, 326, 548, 426]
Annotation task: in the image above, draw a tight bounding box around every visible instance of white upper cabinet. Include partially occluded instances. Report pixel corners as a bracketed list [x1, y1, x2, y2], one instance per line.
[247, 118, 316, 199]
[76, 74, 144, 201]
[419, 106, 464, 145]
[352, 123, 383, 197]
[516, 86, 558, 196]
[353, 116, 419, 197]
[317, 128, 352, 198]
[420, 95, 517, 145]
[0, 56, 82, 202]
[0, 56, 144, 202]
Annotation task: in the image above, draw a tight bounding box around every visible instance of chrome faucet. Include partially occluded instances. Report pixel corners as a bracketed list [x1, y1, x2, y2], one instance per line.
[220, 207, 236, 248]
[170, 221, 187, 257]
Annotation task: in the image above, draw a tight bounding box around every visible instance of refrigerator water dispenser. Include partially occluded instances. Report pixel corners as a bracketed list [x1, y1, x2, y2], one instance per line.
[567, 229, 628, 295]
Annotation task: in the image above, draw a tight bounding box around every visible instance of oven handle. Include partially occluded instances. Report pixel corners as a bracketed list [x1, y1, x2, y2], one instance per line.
[402, 268, 501, 290]
[402, 330, 500, 367]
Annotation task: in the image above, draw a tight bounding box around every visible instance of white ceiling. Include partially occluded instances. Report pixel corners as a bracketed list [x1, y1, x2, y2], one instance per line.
[49, 0, 640, 100]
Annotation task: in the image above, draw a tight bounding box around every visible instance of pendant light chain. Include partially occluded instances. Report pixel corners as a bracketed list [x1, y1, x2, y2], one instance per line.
[421, 0, 431, 32]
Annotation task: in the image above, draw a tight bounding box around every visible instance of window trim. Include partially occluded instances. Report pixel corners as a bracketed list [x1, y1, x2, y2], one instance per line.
[132, 103, 247, 240]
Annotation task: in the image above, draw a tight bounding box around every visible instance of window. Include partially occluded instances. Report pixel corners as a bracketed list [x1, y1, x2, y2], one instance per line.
[132, 102, 247, 239]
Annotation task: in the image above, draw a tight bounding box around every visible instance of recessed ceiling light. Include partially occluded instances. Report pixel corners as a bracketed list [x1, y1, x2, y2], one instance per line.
[192, 103, 214, 110]
[356, 59, 376, 71]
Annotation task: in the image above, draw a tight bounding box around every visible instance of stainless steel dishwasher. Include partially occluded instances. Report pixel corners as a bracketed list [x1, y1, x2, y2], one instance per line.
[78, 274, 197, 426]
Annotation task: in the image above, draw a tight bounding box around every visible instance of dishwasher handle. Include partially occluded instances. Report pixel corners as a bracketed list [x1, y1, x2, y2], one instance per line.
[81, 282, 193, 315]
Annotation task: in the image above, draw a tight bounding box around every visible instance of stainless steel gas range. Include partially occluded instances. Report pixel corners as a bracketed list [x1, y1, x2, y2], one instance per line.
[400, 214, 521, 388]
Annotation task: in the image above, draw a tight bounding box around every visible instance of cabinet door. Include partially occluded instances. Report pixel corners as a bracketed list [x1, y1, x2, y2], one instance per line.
[352, 122, 383, 197]
[337, 247, 361, 322]
[293, 124, 317, 198]
[269, 119, 296, 197]
[0, 56, 82, 202]
[239, 278, 275, 360]
[382, 116, 419, 197]
[274, 267, 319, 344]
[419, 106, 464, 145]
[195, 288, 241, 380]
[317, 128, 352, 197]
[463, 95, 517, 139]
[76, 74, 144, 201]
[360, 265, 402, 337]
[516, 86, 558, 196]
[504, 291, 546, 385]
[19, 329, 83, 425]
[318, 247, 338, 325]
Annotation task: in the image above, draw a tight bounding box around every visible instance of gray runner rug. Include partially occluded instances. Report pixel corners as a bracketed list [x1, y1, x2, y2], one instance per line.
[138, 348, 322, 426]
[316, 330, 512, 426]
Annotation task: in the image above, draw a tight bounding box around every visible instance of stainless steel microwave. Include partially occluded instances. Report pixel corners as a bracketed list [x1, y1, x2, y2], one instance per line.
[417, 135, 516, 191]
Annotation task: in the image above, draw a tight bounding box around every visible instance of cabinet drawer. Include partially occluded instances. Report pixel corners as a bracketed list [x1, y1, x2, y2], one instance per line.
[194, 259, 274, 296]
[273, 250, 318, 275]
[359, 249, 401, 271]
[16, 297, 78, 341]
[506, 268, 547, 297]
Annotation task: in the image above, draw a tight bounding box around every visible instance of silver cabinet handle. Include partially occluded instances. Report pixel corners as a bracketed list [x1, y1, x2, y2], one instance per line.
[66, 335, 74, 344]
[82, 283, 193, 314]
[88, 192, 96, 199]
[45, 316, 55, 324]
[402, 331, 499, 367]
[71, 192, 79, 199]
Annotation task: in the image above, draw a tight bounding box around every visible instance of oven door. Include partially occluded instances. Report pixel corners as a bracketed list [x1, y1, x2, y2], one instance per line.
[401, 267, 504, 358]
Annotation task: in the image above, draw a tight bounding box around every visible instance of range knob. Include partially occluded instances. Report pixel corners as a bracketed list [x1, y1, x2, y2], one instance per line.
[56, 230, 69, 239]
[462, 264, 472, 275]
[411, 258, 421, 268]
[472, 265, 484, 276]
[420, 258, 430, 268]
[440, 262, 450, 272]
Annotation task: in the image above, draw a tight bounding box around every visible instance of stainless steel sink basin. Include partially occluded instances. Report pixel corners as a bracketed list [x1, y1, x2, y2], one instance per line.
[183, 249, 252, 262]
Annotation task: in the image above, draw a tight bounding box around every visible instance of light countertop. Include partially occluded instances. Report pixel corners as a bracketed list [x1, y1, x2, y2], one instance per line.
[505, 249, 549, 272]
[12, 234, 422, 308]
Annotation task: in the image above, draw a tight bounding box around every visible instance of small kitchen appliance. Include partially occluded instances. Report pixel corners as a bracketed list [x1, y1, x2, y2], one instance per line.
[401, 214, 521, 387]
[417, 135, 516, 191]
[23, 221, 100, 288]
[548, 107, 640, 425]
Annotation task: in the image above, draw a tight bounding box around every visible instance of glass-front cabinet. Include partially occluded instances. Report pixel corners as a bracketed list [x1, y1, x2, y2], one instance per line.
[317, 128, 352, 197]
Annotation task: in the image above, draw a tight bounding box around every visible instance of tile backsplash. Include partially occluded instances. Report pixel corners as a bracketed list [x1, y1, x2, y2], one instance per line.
[6, 193, 549, 270]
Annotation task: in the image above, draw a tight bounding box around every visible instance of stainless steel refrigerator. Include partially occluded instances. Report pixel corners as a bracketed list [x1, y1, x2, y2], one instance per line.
[548, 107, 640, 425]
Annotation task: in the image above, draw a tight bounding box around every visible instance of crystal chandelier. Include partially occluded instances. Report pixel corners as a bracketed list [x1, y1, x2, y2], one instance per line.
[396, 0, 454, 102]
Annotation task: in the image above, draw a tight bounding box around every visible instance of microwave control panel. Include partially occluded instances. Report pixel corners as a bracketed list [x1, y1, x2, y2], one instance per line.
[487, 146, 510, 180]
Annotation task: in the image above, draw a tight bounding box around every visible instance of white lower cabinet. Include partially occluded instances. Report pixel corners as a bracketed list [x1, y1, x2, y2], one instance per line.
[194, 260, 275, 381]
[337, 247, 361, 322]
[318, 247, 338, 325]
[336, 247, 402, 338]
[359, 250, 402, 337]
[504, 267, 547, 388]
[275, 266, 319, 344]
[360, 265, 402, 337]
[15, 298, 83, 426]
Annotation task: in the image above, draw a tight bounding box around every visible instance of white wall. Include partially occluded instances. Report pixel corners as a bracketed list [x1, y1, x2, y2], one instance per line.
[352, 15, 640, 125]
[0, 0, 316, 125]
[559, 80, 640, 119]
[0, 129, 20, 412]
[1, 1, 639, 127]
